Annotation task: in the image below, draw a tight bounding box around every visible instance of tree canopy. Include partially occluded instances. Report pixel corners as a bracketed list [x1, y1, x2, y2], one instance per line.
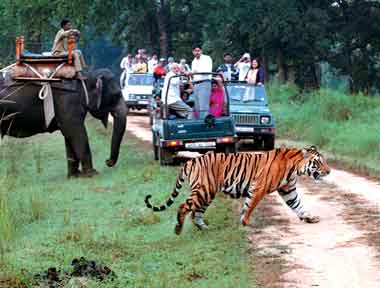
[0, 0, 379, 93]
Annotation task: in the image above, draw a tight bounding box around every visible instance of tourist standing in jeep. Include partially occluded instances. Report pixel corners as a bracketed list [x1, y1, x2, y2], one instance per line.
[191, 44, 213, 119]
[246, 58, 265, 85]
[120, 53, 134, 88]
[234, 52, 251, 81]
[216, 52, 238, 81]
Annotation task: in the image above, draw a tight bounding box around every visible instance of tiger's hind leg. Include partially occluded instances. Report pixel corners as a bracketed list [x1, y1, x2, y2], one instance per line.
[175, 201, 192, 235]
[175, 189, 215, 234]
[192, 204, 210, 231]
[240, 182, 267, 226]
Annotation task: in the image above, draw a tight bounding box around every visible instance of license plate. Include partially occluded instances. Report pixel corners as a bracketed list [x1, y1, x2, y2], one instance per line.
[236, 126, 254, 132]
[138, 100, 149, 105]
[185, 141, 216, 149]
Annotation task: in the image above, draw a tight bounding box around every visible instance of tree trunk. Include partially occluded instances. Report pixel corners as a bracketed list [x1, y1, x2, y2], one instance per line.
[287, 65, 296, 83]
[276, 48, 285, 83]
[261, 48, 270, 83]
[296, 63, 320, 91]
[154, 0, 171, 57]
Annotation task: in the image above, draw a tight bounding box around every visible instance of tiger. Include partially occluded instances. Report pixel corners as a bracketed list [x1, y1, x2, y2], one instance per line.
[145, 146, 330, 235]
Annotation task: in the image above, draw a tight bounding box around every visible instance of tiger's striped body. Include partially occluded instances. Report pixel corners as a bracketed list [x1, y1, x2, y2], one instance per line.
[145, 146, 330, 235]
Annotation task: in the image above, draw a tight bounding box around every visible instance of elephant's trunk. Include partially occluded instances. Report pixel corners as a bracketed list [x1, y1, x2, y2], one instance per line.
[106, 98, 127, 167]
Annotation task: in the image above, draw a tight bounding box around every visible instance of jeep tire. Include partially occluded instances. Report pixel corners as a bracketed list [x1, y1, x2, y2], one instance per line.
[159, 147, 174, 165]
[263, 135, 275, 151]
[224, 143, 237, 154]
[152, 134, 159, 160]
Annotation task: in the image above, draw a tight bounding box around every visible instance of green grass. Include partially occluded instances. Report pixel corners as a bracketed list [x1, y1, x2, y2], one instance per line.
[0, 118, 252, 287]
[267, 82, 380, 176]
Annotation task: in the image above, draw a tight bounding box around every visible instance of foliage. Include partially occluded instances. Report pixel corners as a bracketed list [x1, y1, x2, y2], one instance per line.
[0, 1, 379, 93]
[327, 0, 380, 94]
[268, 82, 380, 174]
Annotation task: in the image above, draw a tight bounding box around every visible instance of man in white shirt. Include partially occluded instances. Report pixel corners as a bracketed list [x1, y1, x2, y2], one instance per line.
[234, 52, 251, 81]
[162, 63, 193, 119]
[191, 44, 212, 119]
[148, 54, 158, 73]
[119, 53, 134, 88]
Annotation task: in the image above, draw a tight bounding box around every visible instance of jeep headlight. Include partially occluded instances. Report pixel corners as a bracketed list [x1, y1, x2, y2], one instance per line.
[260, 116, 270, 124]
[128, 94, 136, 99]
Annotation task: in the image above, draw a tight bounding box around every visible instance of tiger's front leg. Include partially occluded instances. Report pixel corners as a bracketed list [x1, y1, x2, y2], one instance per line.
[278, 185, 320, 223]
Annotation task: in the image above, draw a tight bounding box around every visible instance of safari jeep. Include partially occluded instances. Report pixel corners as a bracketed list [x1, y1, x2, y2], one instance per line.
[226, 82, 276, 150]
[122, 73, 154, 112]
[152, 73, 237, 165]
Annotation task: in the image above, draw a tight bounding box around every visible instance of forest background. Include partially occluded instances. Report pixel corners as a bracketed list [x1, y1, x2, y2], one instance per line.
[0, 0, 380, 94]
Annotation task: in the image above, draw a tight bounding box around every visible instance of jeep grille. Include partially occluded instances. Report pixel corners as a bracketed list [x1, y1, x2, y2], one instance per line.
[232, 114, 259, 125]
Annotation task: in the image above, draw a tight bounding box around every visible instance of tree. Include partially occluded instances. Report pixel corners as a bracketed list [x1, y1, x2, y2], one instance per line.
[328, 0, 380, 94]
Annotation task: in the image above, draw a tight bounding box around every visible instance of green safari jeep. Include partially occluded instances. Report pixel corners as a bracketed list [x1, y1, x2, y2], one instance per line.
[152, 73, 237, 165]
[226, 82, 276, 150]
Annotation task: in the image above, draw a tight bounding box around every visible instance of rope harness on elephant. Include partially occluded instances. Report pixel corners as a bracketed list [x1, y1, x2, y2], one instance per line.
[23, 63, 65, 128]
[21, 63, 88, 128]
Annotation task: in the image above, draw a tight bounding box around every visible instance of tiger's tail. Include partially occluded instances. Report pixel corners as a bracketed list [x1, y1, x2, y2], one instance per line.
[145, 163, 189, 212]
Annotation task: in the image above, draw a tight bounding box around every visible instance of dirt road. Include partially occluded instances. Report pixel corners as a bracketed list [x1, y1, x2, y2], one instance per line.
[126, 113, 380, 288]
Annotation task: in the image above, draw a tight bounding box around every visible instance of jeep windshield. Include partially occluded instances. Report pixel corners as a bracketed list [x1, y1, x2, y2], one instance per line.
[226, 84, 267, 106]
[128, 74, 154, 86]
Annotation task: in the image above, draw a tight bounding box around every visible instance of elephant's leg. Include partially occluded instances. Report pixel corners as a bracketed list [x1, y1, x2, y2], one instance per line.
[60, 123, 98, 177]
[64, 137, 80, 178]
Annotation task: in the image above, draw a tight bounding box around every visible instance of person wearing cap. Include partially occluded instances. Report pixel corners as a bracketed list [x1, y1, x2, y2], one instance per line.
[191, 44, 213, 119]
[161, 63, 193, 119]
[216, 52, 238, 81]
[153, 58, 167, 80]
[234, 52, 251, 81]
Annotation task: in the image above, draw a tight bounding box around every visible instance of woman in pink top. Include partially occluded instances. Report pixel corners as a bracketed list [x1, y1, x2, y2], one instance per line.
[209, 77, 226, 117]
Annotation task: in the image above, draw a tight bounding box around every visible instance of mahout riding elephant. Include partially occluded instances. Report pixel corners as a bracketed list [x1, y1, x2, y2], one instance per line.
[0, 68, 127, 177]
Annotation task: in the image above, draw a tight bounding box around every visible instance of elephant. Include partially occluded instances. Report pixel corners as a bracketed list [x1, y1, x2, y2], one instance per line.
[0, 68, 127, 177]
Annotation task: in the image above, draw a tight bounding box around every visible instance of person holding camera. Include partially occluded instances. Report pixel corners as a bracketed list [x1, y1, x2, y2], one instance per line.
[234, 52, 251, 81]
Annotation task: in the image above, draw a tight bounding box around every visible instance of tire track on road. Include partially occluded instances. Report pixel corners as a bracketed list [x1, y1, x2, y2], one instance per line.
[250, 179, 380, 288]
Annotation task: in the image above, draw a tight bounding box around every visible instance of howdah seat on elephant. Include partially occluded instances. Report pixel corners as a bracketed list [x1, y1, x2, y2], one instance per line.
[11, 36, 76, 81]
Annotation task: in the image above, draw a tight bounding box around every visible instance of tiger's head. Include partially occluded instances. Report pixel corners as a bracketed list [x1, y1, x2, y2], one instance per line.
[301, 146, 331, 180]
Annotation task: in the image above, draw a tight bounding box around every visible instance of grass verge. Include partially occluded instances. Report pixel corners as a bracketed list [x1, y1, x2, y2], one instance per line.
[267, 83, 380, 177]
[0, 117, 252, 287]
